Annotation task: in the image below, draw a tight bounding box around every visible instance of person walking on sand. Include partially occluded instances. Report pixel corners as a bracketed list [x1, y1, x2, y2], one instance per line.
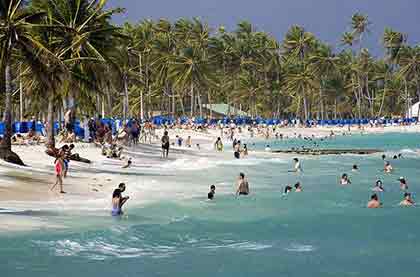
[51, 154, 65, 193]
[161, 131, 170, 158]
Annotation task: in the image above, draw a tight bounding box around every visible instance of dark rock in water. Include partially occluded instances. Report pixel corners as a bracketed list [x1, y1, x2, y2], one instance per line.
[272, 149, 382, 155]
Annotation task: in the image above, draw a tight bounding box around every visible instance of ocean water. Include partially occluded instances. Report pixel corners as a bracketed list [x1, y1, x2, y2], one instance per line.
[2, 133, 420, 277]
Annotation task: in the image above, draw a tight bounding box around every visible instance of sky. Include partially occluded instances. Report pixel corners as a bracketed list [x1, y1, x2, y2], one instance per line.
[107, 0, 420, 56]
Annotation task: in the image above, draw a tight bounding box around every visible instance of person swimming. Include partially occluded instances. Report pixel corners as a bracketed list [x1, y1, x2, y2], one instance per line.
[294, 182, 303, 192]
[265, 145, 271, 152]
[340, 174, 351, 185]
[372, 180, 384, 192]
[352, 164, 358, 171]
[398, 177, 408, 190]
[399, 192, 415, 207]
[381, 154, 386, 160]
[367, 194, 381, 208]
[208, 185, 216, 200]
[111, 183, 130, 216]
[384, 161, 393, 173]
[283, 185, 292, 195]
[236, 172, 249, 196]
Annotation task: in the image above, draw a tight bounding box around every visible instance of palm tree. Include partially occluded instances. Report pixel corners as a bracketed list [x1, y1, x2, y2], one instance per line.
[351, 13, 370, 48]
[0, 0, 49, 165]
[398, 46, 420, 117]
[309, 43, 340, 119]
[283, 25, 316, 120]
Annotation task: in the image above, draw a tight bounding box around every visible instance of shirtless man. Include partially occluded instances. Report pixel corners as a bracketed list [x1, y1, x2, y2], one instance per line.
[367, 194, 381, 208]
[398, 177, 408, 190]
[236, 173, 249, 196]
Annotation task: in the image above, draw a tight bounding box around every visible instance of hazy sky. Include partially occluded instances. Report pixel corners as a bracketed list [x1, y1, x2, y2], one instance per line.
[107, 0, 420, 56]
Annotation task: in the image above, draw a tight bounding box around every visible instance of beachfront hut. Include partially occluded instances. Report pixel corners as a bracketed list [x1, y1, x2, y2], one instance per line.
[202, 104, 250, 118]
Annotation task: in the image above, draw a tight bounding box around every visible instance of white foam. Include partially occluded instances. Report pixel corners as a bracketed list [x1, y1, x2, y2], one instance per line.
[284, 243, 316, 252]
[33, 238, 179, 260]
[203, 241, 272, 251]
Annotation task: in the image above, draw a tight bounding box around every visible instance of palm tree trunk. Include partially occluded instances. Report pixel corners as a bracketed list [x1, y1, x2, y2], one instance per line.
[140, 90, 144, 121]
[46, 96, 55, 149]
[190, 82, 194, 117]
[123, 74, 129, 121]
[197, 91, 203, 118]
[303, 95, 309, 121]
[0, 64, 24, 165]
[208, 90, 213, 118]
[405, 79, 410, 118]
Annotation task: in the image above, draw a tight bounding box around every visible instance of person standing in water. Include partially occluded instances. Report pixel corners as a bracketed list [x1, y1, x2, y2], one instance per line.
[367, 194, 381, 208]
[340, 174, 351, 185]
[384, 161, 393, 173]
[294, 182, 303, 192]
[214, 137, 224, 152]
[291, 158, 302, 172]
[161, 131, 170, 158]
[208, 185, 216, 200]
[111, 183, 130, 216]
[398, 177, 408, 190]
[236, 173, 249, 196]
[234, 140, 241, 159]
[372, 180, 384, 192]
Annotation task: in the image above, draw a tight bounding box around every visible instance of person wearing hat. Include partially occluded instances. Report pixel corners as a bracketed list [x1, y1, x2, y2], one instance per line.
[398, 177, 408, 190]
[111, 183, 130, 216]
[399, 192, 415, 206]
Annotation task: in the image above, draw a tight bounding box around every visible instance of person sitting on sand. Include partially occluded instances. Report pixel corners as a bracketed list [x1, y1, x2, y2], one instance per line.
[161, 131, 170, 158]
[398, 177, 408, 190]
[236, 173, 249, 196]
[215, 137, 224, 152]
[283, 185, 293, 195]
[367, 194, 381, 208]
[340, 174, 351, 185]
[372, 180, 384, 192]
[122, 158, 132, 169]
[111, 183, 130, 216]
[294, 182, 303, 192]
[384, 161, 393, 173]
[208, 185, 216, 200]
[399, 192, 415, 207]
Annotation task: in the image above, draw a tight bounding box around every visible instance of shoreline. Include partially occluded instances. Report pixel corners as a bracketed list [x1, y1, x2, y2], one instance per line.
[0, 124, 419, 231]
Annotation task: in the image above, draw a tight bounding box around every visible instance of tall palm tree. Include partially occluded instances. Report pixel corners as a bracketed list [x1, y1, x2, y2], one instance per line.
[0, 0, 48, 165]
[283, 25, 316, 120]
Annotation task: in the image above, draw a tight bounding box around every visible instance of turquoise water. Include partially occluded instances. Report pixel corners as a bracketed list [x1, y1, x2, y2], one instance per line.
[2, 133, 420, 277]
